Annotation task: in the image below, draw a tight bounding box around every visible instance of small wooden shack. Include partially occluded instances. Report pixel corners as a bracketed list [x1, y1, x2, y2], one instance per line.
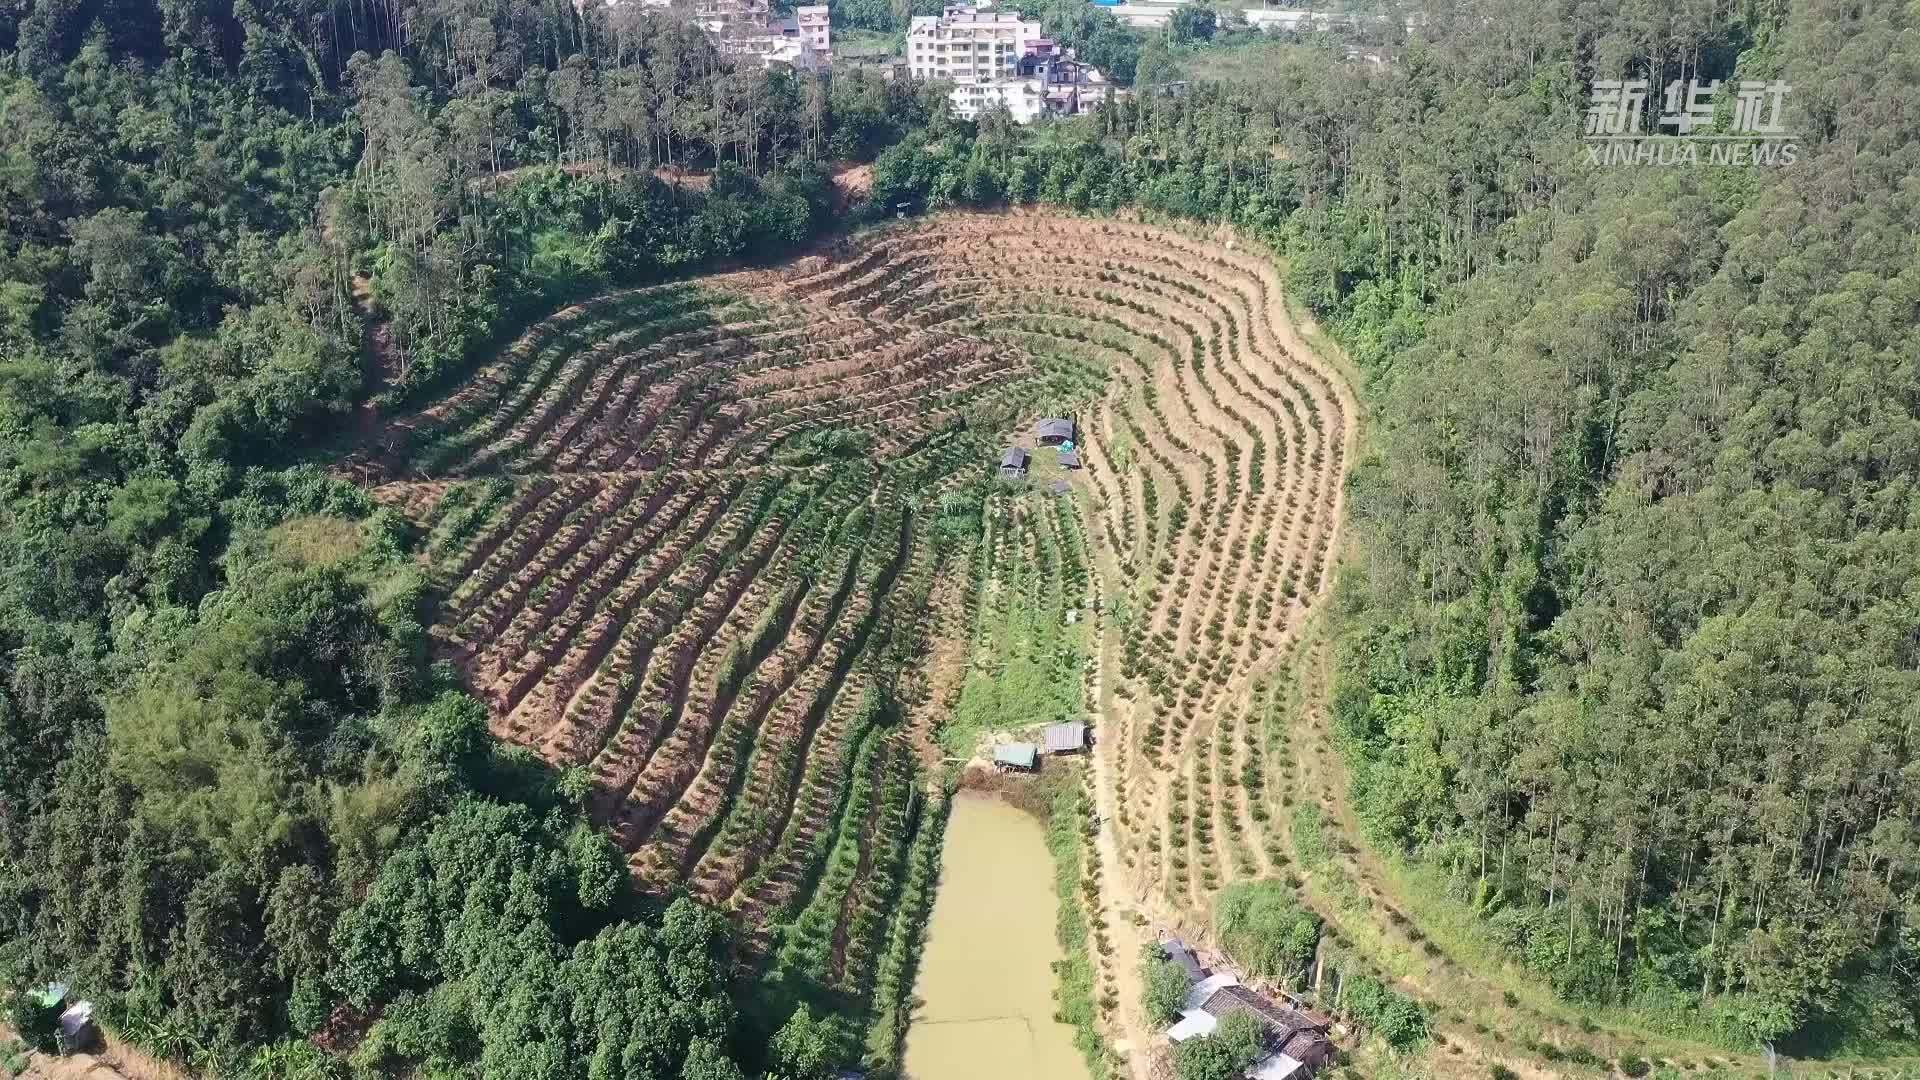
[1057, 447, 1082, 469]
[1000, 446, 1030, 479]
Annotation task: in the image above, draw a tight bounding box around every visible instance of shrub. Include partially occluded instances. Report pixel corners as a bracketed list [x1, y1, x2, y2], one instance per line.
[1212, 881, 1321, 987]
[1143, 949, 1192, 1026]
[1342, 975, 1428, 1052]
[7, 988, 60, 1054]
[1618, 1055, 1651, 1077]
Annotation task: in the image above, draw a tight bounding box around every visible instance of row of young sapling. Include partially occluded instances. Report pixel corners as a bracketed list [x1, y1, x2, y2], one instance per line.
[630, 476, 884, 888]
[408, 285, 722, 471]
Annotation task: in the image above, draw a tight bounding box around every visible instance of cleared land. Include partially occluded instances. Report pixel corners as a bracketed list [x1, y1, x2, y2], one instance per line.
[361, 212, 1357, 1056]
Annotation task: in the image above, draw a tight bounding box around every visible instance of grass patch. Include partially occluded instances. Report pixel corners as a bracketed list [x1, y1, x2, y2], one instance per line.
[834, 28, 903, 60]
[1042, 767, 1111, 1080]
[1291, 803, 1332, 869]
[942, 495, 1090, 758]
[268, 514, 367, 566]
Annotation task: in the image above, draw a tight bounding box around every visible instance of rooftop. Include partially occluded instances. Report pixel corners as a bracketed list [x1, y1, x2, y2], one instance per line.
[993, 742, 1038, 768]
[1043, 722, 1087, 752]
[1000, 446, 1030, 469]
[1201, 984, 1327, 1040]
[1245, 1052, 1307, 1080]
[1184, 972, 1240, 1013]
[1035, 417, 1075, 440]
[1162, 938, 1206, 981]
[1167, 1010, 1217, 1042]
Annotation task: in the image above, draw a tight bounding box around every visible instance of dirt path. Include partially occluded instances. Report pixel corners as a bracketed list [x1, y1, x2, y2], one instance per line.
[340, 272, 408, 483]
[1081, 530, 1154, 1080]
[0, 1025, 184, 1080]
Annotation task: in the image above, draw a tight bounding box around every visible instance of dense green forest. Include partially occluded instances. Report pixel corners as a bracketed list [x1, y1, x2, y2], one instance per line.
[0, 0, 939, 1074]
[2, 0, 1918, 1069]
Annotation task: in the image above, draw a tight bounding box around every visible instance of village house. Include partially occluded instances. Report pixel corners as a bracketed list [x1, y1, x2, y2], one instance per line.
[693, 0, 833, 72]
[1162, 968, 1336, 1079]
[906, 3, 1113, 121]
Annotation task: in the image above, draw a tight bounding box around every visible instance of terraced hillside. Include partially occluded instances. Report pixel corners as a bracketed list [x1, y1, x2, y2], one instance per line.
[361, 214, 1356, 1018]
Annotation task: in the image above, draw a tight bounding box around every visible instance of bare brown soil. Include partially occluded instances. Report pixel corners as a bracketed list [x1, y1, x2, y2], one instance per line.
[353, 213, 1579, 1071]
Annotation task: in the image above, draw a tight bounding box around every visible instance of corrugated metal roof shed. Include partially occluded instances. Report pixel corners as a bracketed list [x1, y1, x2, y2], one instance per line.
[993, 742, 1038, 768]
[1166, 1010, 1217, 1043]
[1000, 446, 1029, 470]
[1245, 1052, 1307, 1080]
[1183, 972, 1240, 1012]
[1058, 448, 1081, 468]
[1035, 417, 1076, 442]
[1043, 722, 1086, 753]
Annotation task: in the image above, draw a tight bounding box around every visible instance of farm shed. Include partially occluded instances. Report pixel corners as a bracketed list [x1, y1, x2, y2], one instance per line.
[1043, 722, 1087, 754]
[1057, 447, 1081, 469]
[1047, 478, 1071, 496]
[1203, 984, 1328, 1040]
[993, 742, 1039, 770]
[1162, 937, 1207, 981]
[1000, 446, 1030, 478]
[1035, 417, 1076, 444]
[1275, 1029, 1335, 1073]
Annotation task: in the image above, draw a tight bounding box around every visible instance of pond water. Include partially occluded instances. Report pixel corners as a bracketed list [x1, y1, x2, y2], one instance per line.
[903, 790, 1091, 1080]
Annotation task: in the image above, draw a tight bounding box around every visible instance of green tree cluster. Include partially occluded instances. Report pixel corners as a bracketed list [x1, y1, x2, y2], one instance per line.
[1212, 882, 1322, 989]
[1142, 945, 1194, 1025]
[0, 9, 929, 1077]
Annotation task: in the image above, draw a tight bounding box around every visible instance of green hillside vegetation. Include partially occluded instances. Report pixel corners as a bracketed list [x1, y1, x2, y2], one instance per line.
[0, 0, 1917, 1069]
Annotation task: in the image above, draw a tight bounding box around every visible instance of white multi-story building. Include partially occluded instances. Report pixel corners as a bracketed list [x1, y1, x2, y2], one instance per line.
[693, 0, 769, 37]
[796, 4, 831, 58]
[950, 77, 1047, 122]
[907, 3, 1045, 100]
[908, 8, 1117, 123]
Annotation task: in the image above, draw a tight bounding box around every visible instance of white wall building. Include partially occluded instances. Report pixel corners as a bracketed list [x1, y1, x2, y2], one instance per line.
[912, 3, 1129, 121]
[907, 4, 1045, 99]
[950, 77, 1047, 122]
[700, 0, 833, 71]
[796, 4, 831, 58]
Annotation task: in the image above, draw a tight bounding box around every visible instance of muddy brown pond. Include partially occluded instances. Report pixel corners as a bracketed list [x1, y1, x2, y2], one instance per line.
[903, 791, 1091, 1080]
